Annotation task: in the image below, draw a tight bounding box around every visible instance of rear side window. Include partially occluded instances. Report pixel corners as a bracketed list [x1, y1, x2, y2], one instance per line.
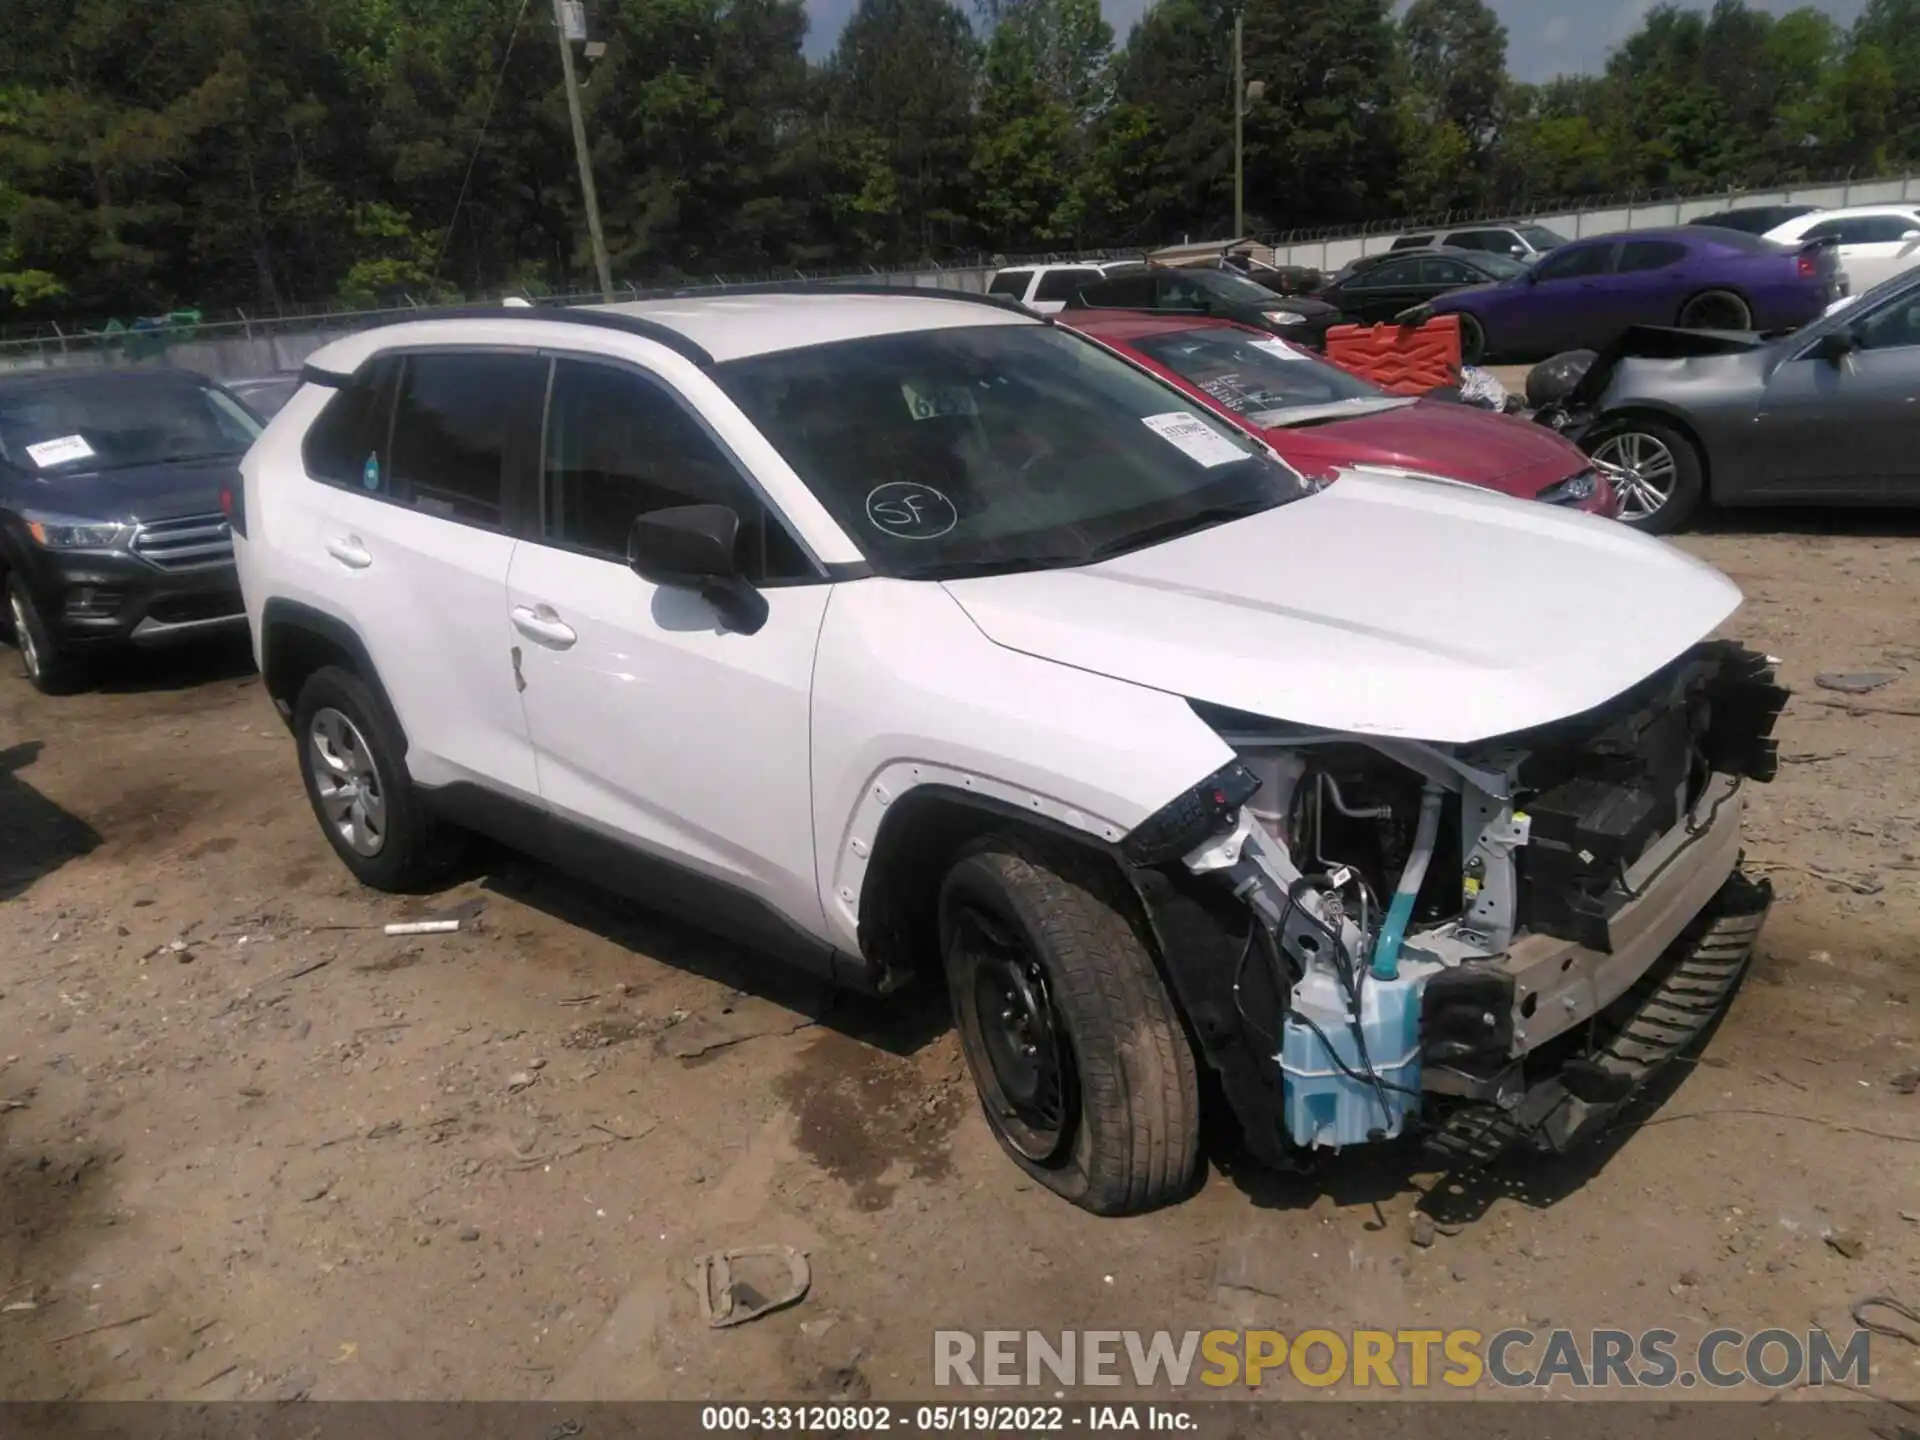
[1443, 230, 1503, 252]
[1819, 216, 1920, 244]
[1418, 256, 1477, 284]
[1349, 258, 1420, 288]
[540, 359, 812, 583]
[1390, 235, 1434, 250]
[302, 358, 402, 489]
[1617, 240, 1688, 273]
[1032, 268, 1100, 303]
[385, 352, 545, 527]
[988, 271, 1030, 298]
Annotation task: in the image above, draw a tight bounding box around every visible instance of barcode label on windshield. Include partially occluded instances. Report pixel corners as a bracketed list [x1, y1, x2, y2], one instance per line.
[1140, 412, 1247, 468]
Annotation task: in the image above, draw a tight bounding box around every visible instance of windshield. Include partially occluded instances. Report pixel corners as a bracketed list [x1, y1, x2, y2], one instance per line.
[1127, 327, 1386, 422]
[712, 324, 1312, 579]
[1476, 252, 1529, 278]
[0, 375, 261, 473]
[1520, 226, 1569, 250]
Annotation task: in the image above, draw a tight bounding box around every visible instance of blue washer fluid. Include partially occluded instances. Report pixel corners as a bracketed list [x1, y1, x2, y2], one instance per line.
[1279, 966, 1428, 1149]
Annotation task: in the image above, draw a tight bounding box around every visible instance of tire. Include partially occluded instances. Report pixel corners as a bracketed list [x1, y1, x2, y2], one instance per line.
[939, 833, 1200, 1215]
[1584, 417, 1706, 534]
[1677, 289, 1752, 331]
[6, 575, 74, 695]
[1455, 312, 1488, 364]
[292, 664, 464, 891]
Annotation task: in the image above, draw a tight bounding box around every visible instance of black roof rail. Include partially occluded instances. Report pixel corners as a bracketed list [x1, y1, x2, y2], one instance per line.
[646, 279, 1041, 320]
[355, 302, 716, 367]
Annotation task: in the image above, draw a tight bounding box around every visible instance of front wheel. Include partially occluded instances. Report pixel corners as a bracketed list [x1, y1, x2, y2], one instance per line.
[1585, 418, 1706, 533]
[6, 576, 73, 694]
[1455, 312, 1488, 364]
[940, 834, 1200, 1215]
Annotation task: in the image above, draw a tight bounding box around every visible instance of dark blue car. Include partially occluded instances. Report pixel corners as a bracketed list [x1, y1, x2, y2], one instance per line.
[1425, 226, 1844, 362]
[0, 368, 260, 692]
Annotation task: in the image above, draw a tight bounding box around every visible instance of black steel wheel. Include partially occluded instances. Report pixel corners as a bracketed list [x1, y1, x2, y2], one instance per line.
[940, 833, 1200, 1215]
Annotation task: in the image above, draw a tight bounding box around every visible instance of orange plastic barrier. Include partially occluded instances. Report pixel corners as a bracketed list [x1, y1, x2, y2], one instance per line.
[1324, 314, 1463, 395]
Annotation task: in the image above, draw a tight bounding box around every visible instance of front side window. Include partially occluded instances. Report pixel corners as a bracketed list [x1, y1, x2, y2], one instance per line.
[385, 352, 544, 526]
[1519, 225, 1569, 250]
[541, 359, 811, 582]
[1534, 244, 1611, 282]
[713, 323, 1311, 580]
[0, 374, 261, 475]
[1851, 290, 1920, 352]
[1443, 231, 1501, 253]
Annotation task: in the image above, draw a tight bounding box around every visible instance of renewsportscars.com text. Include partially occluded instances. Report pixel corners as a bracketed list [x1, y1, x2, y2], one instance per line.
[932, 1328, 1873, 1390]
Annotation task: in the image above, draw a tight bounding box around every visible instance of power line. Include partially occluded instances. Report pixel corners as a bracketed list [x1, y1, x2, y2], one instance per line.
[429, 0, 534, 292]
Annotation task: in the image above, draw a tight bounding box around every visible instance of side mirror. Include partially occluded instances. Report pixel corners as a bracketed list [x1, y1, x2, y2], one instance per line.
[627, 503, 770, 635]
[1903, 230, 1920, 242]
[1810, 328, 1857, 366]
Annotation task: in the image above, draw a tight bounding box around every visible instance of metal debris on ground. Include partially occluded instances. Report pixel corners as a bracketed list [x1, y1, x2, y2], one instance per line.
[688, 1245, 811, 1328]
[1816, 672, 1900, 695]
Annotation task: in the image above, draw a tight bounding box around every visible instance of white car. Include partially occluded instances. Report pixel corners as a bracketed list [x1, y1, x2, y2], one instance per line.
[986, 262, 1129, 315]
[233, 288, 1785, 1213]
[1763, 204, 1920, 294]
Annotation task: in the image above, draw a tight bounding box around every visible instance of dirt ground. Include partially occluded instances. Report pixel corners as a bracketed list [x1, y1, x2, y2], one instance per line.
[2, 517, 1918, 1406]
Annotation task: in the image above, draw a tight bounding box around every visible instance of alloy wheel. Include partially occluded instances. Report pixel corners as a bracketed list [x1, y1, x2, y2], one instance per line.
[9, 593, 41, 680]
[308, 706, 388, 856]
[1590, 432, 1678, 523]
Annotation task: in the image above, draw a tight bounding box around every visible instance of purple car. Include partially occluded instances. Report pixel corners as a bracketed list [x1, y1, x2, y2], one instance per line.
[1423, 226, 1844, 363]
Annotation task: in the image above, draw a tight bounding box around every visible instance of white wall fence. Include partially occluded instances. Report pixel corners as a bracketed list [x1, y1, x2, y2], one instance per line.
[1263, 173, 1920, 271]
[7, 171, 1920, 379]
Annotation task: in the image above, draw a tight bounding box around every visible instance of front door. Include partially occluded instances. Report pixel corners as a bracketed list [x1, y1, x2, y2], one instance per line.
[505, 355, 832, 944]
[1511, 241, 1617, 354]
[1753, 287, 1920, 498]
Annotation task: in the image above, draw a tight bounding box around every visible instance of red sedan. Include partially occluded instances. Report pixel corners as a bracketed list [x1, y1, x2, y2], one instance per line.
[1062, 311, 1617, 516]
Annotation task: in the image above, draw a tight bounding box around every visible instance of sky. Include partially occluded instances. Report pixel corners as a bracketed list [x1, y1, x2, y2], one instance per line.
[799, 0, 1870, 80]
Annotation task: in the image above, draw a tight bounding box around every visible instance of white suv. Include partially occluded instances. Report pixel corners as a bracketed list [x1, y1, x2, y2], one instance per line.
[234, 288, 1786, 1213]
[986, 262, 1127, 314]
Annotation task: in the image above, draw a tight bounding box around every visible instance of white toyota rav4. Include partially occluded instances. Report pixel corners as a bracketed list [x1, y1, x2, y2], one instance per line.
[233, 288, 1786, 1214]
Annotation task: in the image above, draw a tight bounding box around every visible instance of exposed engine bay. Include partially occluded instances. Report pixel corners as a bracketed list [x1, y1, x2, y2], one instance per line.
[1126, 641, 1788, 1169]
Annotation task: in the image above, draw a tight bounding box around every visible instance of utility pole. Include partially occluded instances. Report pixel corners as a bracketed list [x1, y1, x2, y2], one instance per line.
[1234, 10, 1245, 240]
[552, 0, 614, 301]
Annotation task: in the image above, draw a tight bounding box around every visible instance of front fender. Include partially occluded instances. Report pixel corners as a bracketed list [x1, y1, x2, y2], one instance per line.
[810, 579, 1233, 954]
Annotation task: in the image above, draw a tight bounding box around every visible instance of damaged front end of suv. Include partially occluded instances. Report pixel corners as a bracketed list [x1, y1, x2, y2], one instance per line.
[1121, 641, 1787, 1172]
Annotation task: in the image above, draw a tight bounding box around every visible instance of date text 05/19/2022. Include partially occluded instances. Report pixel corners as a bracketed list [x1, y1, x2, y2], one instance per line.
[698, 1404, 1198, 1432]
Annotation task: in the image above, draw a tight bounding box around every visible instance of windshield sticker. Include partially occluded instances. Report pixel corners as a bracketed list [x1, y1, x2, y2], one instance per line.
[1140, 412, 1249, 468]
[865, 482, 958, 540]
[1251, 339, 1307, 361]
[900, 381, 979, 421]
[362, 452, 380, 490]
[25, 434, 95, 469]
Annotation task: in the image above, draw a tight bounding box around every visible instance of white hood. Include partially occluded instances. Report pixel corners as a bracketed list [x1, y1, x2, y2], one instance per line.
[941, 474, 1741, 744]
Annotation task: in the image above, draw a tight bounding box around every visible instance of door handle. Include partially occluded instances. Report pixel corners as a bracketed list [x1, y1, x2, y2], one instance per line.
[326, 536, 372, 569]
[510, 604, 577, 649]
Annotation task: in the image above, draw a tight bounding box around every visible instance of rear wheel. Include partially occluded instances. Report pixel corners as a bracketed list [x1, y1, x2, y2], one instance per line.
[6, 576, 73, 695]
[940, 834, 1200, 1215]
[1677, 289, 1752, 331]
[293, 665, 464, 891]
[1585, 418, 1705, 533]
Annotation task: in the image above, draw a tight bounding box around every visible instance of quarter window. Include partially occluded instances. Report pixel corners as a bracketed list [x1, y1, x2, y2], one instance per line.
[539, 359, 812, 583]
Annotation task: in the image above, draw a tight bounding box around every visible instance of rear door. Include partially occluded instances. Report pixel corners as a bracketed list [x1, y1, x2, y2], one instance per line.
[1753, 285, 1920, 497]
[1832, 215, 1920, 292]
[298, 350, 544, 795]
